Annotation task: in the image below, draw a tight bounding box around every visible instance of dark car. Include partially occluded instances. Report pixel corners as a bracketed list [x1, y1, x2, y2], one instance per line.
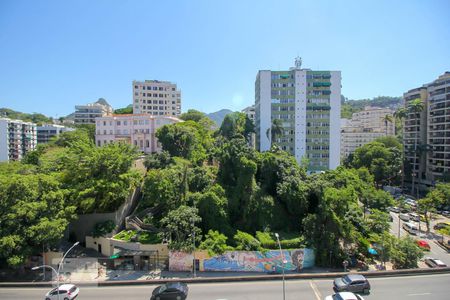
[333, 274, 371, 294]
[150, 282, 188, 300]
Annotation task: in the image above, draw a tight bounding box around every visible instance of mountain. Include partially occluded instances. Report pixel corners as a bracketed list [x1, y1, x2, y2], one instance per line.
[206, 109, 234, 126]
[341, 96, 403, 119]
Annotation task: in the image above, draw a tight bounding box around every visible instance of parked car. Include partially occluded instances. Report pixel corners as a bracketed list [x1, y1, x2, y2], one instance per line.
[44, 284, 79, 300]
[389, 207, 400, 213]
[399, 213, 410, 221]
[441, 211, 450, 218]
[333, 274, 371, 294]
[150, 282, 188, 300]
[325, 292, 365, 300]
[415, 240, 431, 251]
[433, 222, 450, 230]
[408, 213, 420, 222]
[424, 257, 447, 268]
[403, 222, 418, 235]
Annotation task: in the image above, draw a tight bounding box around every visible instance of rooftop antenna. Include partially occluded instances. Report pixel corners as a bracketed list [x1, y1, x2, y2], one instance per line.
[295, 56, 302, 69]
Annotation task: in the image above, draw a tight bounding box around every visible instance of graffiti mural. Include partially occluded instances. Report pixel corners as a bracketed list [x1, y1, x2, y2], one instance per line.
[202, 249, 314, 273]
[169, 251, 193, 272]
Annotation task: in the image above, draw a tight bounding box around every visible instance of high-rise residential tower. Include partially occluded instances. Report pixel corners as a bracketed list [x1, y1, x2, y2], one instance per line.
[255, 58, 341, 172]
[132, 80, 181, 116]
[403, 71, 450, 193]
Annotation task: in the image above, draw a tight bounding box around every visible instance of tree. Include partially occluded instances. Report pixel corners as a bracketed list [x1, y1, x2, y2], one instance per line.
[407, 98, 424, 196]
[189, 185, 231, 236]
[114, 106, 133, 114]
[382, 114, 393, 136]
[394, 107, 407, 136]
[303, 186, 361, 267]
[366, 209, 391, 235]
[391, 236, 423, 269]
[143, 151, 174, 169]
[158, 205, 202, 251]
[0, 174, 76, 267]
[199, 230, 232, 256]
[180, 109, 207, 123]
[156, 121, 211, 164]
[219, 112, 254, 141]
[266, 118, 283, 146]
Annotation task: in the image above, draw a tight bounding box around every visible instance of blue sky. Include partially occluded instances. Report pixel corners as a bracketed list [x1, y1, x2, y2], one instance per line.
[0, 0, 449, 118]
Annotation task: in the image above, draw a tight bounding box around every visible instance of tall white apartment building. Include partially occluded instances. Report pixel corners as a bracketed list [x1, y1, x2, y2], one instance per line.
[341, 106, 395, 158]
[133, 80, 181, 116]
[74, 98, 113, 124]
[37, 124, 74, 144]
[255, 58, 341, 172]
[0, 118, 37, 162]
[95, 114, 181, 153]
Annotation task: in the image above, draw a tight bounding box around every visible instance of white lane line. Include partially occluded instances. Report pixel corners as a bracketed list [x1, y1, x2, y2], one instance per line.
[407, 292, 432, 296]
[309, 280, 322, 300]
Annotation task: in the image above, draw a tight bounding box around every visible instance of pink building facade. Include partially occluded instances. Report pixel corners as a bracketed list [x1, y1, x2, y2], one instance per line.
[95, 114, 181, 153]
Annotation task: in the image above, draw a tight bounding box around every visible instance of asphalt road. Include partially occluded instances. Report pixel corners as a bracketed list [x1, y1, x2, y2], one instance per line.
[389, 211, 449, 265]
[1, 273, 450, 300]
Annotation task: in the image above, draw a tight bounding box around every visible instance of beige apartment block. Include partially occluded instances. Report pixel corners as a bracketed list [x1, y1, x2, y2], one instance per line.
[132, 80, 181, 116]
[341, 106, 395, 158]
[95, 114, 181, 153]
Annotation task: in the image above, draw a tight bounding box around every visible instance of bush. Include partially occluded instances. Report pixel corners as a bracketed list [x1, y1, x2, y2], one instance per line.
[233, 231, 261, 251]
[92, 220, 116, 238]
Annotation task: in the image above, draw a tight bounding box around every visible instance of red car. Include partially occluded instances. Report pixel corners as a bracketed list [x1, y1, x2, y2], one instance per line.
[416, 240, 431, 251]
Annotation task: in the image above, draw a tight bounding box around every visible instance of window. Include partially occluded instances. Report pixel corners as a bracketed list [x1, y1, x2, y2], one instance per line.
[134, 85, 138, 89]
[139, 140, 143, 148]
[97, 140, 101, 146]
[103, 121, 106, 126]
[103, 130, 106, 134]
[133, 120, 138, 125]
[146, 140, 150, 147]
[153, 93, 157, 97]
[116, 121, 121, 125]
[159, 87, 163, 91]
[147, 86, 151, 90]
[142, 93, 146, 96]
[153, 86, 157, 90]
[124, 120, 127, 125]
[134, 140, 137, 146]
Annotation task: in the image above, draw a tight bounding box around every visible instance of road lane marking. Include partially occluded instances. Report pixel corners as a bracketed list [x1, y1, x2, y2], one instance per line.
[309, 280, 321, 300]
[407, 292, 432, 296]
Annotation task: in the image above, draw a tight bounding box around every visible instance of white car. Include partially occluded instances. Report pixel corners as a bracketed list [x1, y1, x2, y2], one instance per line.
[424, 257, 447, 268]
[44, 284, 79, 300]
[325, 292, 365, 300]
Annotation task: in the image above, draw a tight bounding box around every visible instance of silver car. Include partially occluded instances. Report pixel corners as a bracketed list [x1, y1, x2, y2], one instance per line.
[333, 274, 371, 294]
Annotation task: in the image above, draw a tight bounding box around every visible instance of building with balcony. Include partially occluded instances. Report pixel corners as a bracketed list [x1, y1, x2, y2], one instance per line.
[37, 124, 74, 144]
[0, 118, 37, 162]
[95, 114, 181, 153]
[132, 80, 181, 116]
[74, 98, 113, 124]
[427, 72, 450, 182]
[255, 58, 341, 172]
[341, 106, 395, 158]
[403, 72, 450, 193]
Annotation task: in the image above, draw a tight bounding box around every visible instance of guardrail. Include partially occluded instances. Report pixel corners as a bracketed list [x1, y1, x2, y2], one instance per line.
[1, 267, 449, 287]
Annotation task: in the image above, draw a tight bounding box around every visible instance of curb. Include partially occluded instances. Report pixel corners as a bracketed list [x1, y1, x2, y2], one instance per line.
[433, 240, 450, 253]
[1, 267, 450, 288]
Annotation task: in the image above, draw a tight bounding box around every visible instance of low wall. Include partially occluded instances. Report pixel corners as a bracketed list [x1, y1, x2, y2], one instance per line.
[169, 249, 315, 273]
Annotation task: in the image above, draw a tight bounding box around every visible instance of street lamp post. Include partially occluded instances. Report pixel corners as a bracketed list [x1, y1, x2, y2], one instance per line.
[192, 218, 196, 278]
[274, 233, 285, 300]
[33, 241, 79, 300]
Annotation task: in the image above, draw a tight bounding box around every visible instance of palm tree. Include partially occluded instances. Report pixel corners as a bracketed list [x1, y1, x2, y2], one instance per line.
[394, 107, 407, 136]
[382, 114, 394, 136]
[408, 98, 424, 196]
[266, 118, 284, 146]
